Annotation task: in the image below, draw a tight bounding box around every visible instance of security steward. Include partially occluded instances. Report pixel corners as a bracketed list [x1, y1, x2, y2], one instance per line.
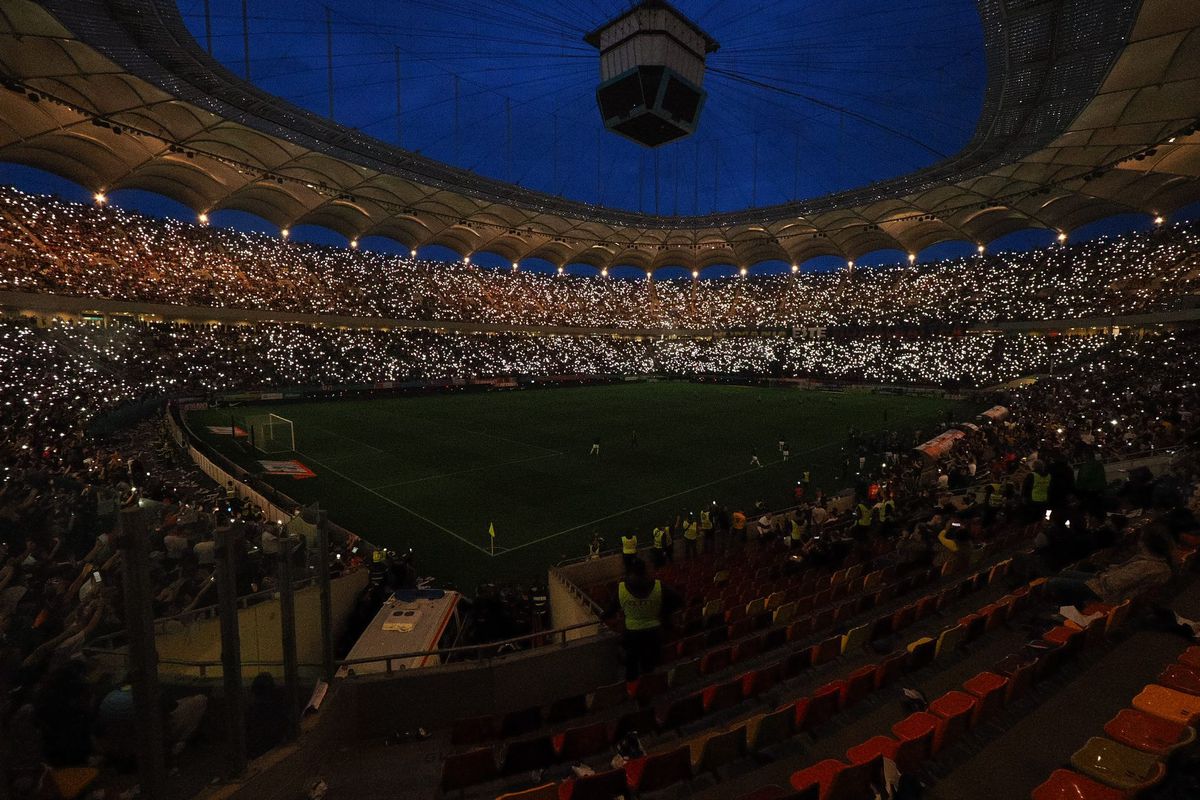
[602, 558, 681, 681]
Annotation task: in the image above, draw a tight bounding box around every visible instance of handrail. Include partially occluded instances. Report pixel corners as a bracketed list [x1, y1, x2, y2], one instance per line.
[84, 573, 327, 652]
[83, 618, 609, 676]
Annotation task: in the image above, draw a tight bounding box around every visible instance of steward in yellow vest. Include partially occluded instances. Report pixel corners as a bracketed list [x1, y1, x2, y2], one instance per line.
[652, 525, 673, 565]
[602, 559, 680, 681]
[621, 533, 638, 568]
[682, 515, 700, 558]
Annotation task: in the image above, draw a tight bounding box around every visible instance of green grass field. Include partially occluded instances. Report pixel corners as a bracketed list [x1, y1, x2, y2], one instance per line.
[190, 383, 969, 588]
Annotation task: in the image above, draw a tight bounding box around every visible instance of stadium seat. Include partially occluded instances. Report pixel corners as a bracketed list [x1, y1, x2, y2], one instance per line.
[890, 710, 940, 763]
[747, 704, 795, 753]
[441, 747, 498, 792]
[1030, 769, 1132, 800]
[670, 658, 702, 689]
[625, 745, 693, 793]
[547, 693, 587, 724]
[1103, 708, 1196, 755]
[501, 735, 557, 775]
[46, 768, 98, 800]
[840, 623, 870, 655]
[959, 612, 987, 642]
[736, 786, 819, 800]
[787, 617, 814, 643]
[789, 755, 882, 800]
[811, 635, 841, 666]
[558, 768, 628, 800]
[701, 646, 732, 675]
[891, 603, 917, 633]
[928, 690, 976, 752]
[764, 625, 789, 652]
[612, 707, 657, 741]
[963, 671, 1009, 725]
[1069, 737, 1166, 792]
[554, 721, 610, 761]
[773, 601, 798, 626]
[703, 678, 744, 713]
[874, 650, 908, 689]
[634, 671, 670, 705]
[451, 714, 498, 746]
[905, 637, 935, 671]
[496, 783, 558, 800]
[1042, 626, 1085, 659]
[913, 593, 939, 622]
[1157, 663, 1200, 695]
[783, 647, 813, 679]
[839, 665, 877, 709]
[588, 681, 629, 713]
[657, 692, 705, 730]
[733, 635, 763, 664]
[1132, 684, 1200, 725]
[1179, 645, 1200, 670]
[691, 726, 746, 774]
[934, 624, 965, 660]
[742, 663, 783, 699]
[804, 683, 842, 730]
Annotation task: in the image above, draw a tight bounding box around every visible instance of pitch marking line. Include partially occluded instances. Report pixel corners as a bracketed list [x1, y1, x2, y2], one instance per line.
[368, 452, 563, 490]
[493, 440, 844, 556]
[296, 450, 493, 556]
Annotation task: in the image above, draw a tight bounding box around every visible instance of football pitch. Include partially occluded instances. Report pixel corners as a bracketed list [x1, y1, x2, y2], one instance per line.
[190, 383, 970, 589]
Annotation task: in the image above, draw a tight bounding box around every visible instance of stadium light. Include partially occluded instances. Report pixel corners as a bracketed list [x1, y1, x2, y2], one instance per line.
[463, 255, 471, 265]
[977, 244, 985, 254]
[410, 249, 417, 258]
[739, 267, 748, 277]
[908, 253, 916, 264]
[846, 260, 854, 270]
[790, 264, 798, 274]
[646, 271, 652, 280]
[93, 192, 107, 206]
[1154, 215, 1165, 226]
[601, 267, 608, 277]
[556, 266, 564, 276]
[512, 261, 519, 271]
[197, 212, 209, 225]
[1056, 231, 1067, 244]
[691, 270, 699, 279]
[280, 228, 290, 239]
[350, 239, 359, 250]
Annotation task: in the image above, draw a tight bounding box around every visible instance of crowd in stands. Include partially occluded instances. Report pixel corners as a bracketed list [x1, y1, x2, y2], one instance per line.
[1, 186, 1198, 331]
[0, 182, 1198, 797]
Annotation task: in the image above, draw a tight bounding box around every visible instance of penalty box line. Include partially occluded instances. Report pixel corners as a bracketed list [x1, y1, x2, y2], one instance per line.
[296, 450, 495, 557]
[493, 439, 844, 557]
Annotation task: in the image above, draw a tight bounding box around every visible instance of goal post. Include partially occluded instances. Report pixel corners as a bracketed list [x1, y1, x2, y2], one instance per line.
[246, 413, 296, 454]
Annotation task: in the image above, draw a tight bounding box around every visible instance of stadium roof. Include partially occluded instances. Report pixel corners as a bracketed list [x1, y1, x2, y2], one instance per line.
[0, 0, 1198, 270]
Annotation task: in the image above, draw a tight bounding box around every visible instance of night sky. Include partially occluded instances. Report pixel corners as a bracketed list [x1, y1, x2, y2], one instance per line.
[0, 0, 1194, 274]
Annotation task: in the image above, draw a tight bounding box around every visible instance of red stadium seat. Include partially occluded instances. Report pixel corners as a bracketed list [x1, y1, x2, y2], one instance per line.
[928, 690, 976, 752]
[441, 747, 498, 792]
[1103, 708, 1196, 755]
[554, 721, 610, 761]
[1030, 769, 1131, 800]
[962, 671, 1009, 725]
[789, 755, 881, 800]
[624, 745, 692, 793]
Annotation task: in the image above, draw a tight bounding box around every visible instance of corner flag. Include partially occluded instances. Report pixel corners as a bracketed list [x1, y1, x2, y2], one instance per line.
[488, 522, 496, 538]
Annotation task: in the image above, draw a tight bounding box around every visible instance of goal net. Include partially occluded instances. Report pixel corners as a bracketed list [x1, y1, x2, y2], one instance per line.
[246, 413, 295, 454]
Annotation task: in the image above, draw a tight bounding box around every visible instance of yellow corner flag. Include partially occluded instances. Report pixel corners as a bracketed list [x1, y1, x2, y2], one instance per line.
[488, 522, 496, 538]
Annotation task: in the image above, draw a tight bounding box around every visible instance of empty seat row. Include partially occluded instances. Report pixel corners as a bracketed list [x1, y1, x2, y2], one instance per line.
[1032, 644, 1200, 799]
[449, 566, 1030, 796]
